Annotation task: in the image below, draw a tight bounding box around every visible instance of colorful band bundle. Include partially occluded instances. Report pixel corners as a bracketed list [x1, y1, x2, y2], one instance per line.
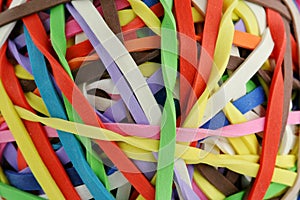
[0, 0, 299, 199]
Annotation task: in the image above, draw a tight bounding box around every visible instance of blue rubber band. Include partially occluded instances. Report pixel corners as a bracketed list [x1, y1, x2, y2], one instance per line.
[24, 26, 114, 200]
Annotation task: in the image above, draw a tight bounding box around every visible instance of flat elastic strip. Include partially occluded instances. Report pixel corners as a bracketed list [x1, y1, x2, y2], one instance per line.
[24, 26, 112, 200]
[0, 44, 76, 198]
[0, 0, 26, 48]
[23, 11, 156, 200]
[14, 65, 34, 80]
[196, 164, 238, 196]
[127, 0, 161, 35]
[174, 0, 216, 195]
[193, 168, 225, 199]
[185, 0, 224, 127]
[49, 4, 110, 191]
[0, 0, 70, 27]
[183, 0, 237, 128]
[281, 18, 294, 138]
[13, 106, 298, 186]
[16, 86, 297, 144]
[186, 28, 273, 127]
[234, 1, 259, 35]
[71, 0, 162, 125]
[100, 0, 124, 43]
[283, 0, 300, 69]
[248, 9, 286, 200]
[0, 181, 44, 200]
[173, 0, 197, 118]
[4, 89, 299, 144]
[155, 0, 177, 198]
[0, 80, 64, 199]
[66, 4, 149, 124]
[1, 104, 296, 172]
[246, 0, 292, 21]
[282, 136, 300, 199]
[244, 1, 266, 35]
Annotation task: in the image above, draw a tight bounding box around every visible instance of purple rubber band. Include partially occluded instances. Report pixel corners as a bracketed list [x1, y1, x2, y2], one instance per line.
[235, 19, 246, 32]
[66, 3, 150, 124]
[8, 40, 32, 74]
[174, 169, 200, 200]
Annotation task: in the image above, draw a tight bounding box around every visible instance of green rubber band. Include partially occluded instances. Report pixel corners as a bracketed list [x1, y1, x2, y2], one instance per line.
[0, 182, 44, 200]
[156, 0, 178, 199]
[225, 166, 296, 200]
[50, 5, 110, 190]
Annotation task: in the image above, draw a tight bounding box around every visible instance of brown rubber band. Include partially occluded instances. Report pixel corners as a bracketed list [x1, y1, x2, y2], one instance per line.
[0, 0, 70, 27]
[99, 0, 124, 43]
[130, 49, 160, 65]
[283, 0, 300, 70]
[258, 69, 272, 86]
[226, 56, 245, 71]
[293, 78, 300, 89]
[246, 0, 292, 21]
[281, 18, 293, 139]
[225, 170, 240, 186]
[19, 79, 37, 92]
[196, 164, 239, 196]
[282, 134, 300, 199]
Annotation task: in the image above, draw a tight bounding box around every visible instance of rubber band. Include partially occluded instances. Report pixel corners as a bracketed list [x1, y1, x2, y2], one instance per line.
[0, 0, 26, 48]
[0, 42, 78, 199]
[183, 0, 238, 128]
[234, 1, 259, 36]
[174, 0, 197, 119]
[50, 4, 110, 191]
[128, 0, 161, 35]
[248, 9, 286, 199]
[0, 79, 64, 199]
[281, 18, 294, 138]
[0, 181, 44, 200]
[24, 26, 112, 200]
[12, 105, 298, 186]
[244, 1, 266, 35]
[193, 168, 226, 199]
[283, 0, 300, 69]
[23, 6, 157, 199]
[0, 0, 70, 27]
[70, 0, 162, 125]
[185, 28, 273, 127]
[154, 0, 178, 198]
[3, 90, 300, 144]
[196, 164, 238, 196]
[246, 0, 292, 21]
[100, 0, 124, 43]
[282, 136, 300, 199]
[67, 3, 150, 124]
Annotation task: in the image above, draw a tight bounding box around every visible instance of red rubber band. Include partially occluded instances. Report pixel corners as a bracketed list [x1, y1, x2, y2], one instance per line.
[0, 44, 80, 200]
[248, 8, 286, 200]
[185, 0, 223, 116]
[23, 14, 155, 200]
[174, 0, 197, 122]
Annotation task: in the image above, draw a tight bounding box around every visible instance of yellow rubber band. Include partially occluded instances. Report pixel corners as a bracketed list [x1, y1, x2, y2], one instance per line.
[194, 169, 226, 199]
[234, 0, 259, 35]
[138, 62, 160, 77]
[127, 0, 161, 35]
[13, 104, 296, 186]
[0, 80, 65, 200]
[0, 166, 9, 184]
[25, 92, 50, 117]
[14, 64, 34, 80]
[118, 9, 137, 26]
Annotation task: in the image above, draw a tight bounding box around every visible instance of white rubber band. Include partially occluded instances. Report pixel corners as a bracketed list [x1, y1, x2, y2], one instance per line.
[200, 28, 274, 126]
[0, 0, 26, 48]
[71, 0, 162, 125]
